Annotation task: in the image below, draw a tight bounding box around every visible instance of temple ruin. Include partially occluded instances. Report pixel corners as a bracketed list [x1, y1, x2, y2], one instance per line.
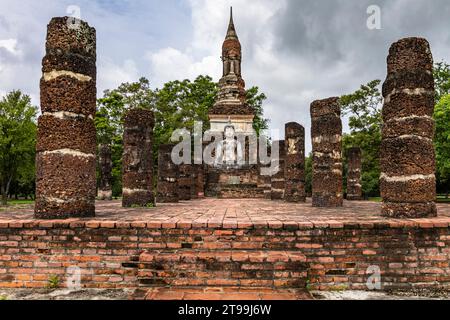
[204, 8, 264, 199]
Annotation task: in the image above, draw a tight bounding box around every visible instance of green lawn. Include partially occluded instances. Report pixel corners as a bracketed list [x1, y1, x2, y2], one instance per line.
[437, 196, 450, 203]
[0, 199, 34, 208]
[6, 200, 35, 205]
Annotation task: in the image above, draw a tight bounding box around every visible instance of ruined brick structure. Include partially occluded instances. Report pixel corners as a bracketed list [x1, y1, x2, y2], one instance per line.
[35, 17, 97, 219]
[157, 145, 179, 203]
[98, 144, 113, 201]
[271, 141, 286, 200]
[381, 37, 437, 218]
[190, 165, 199, 200]
[178, 164, 193, 201]
[285, 123, 306, 203]
[122, 109, 155, 208]
[195, 165, 206, 198]
[311, 98, 343, 207]
[346, 147, 363, 201]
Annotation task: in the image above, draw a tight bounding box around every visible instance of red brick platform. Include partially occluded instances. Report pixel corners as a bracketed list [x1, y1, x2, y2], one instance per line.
[1, 199, 450, 297]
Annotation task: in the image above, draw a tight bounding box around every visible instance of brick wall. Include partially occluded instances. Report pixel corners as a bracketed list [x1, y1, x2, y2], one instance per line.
[0, 220, 449, 290]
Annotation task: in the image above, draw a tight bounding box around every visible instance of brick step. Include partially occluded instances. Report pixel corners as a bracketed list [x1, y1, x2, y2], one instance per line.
[138, 250, 309, 289]
[132, 286, 314, 301]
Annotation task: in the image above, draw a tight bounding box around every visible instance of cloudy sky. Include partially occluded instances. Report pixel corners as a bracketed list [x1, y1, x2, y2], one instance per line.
[1, 0, 450, 151]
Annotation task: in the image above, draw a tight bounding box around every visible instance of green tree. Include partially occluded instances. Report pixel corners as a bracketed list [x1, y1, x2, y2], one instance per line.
[154, 75, 217, 146]
[340, 80, 383, 197]
[0, 91, 37, 205]
[434, 94, 450, 197]
[246, 86, 269, 135]
[433, 61, 450, 102]
[96, 92, 126, 197]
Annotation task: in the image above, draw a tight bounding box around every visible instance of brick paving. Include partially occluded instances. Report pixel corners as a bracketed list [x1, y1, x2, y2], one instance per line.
[0, 198, 450, 229]
[134, 287, 313, 300]
[1, 199, 450, 229]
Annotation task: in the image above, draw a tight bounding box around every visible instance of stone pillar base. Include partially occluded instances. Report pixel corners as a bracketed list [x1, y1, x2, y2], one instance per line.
[98, 190, 113, 201]
[382, 202, 437, 218]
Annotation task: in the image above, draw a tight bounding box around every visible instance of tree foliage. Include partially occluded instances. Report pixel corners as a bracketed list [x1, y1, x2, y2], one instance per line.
[434, 94, 450, 196]
[0, 90, 37, 205]
[433, 61, 450, 102]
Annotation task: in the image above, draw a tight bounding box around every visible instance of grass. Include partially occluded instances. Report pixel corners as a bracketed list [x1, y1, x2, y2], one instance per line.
[47, 275, 60, 289]
[0, 199, 34, 207]
[0, 295, 7, 301]
[437, 196, 450, 203]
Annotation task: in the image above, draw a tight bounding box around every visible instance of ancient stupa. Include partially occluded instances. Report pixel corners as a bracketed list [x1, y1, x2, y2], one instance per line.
[205, 8, 264, 199]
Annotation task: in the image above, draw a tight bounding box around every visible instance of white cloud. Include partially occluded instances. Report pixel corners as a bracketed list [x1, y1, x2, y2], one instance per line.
[97, 58, 139, 95]
[0, 39, 21, 56]
[146, 47, 218, 87]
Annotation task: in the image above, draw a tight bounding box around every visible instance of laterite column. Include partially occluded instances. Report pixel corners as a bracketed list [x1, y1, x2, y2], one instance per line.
[271, 140, 286, 200]
[122, 109, 155, 208]
[285, 122, 306, 202]
[346, 147, 363, 201]
[35, 17, 97, 218]
[381, 37, 437, 218]
[311, 98, 343, 207]
[98, 144, 113, 201]
[178, 164, 193, 201]
[157, 144, 179, 203]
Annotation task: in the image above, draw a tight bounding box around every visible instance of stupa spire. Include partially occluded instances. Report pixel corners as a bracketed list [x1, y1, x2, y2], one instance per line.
[226, 7, 238, 40]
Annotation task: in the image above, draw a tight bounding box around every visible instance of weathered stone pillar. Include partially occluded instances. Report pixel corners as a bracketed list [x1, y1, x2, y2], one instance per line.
[311, 98, 343, 207]
[258, 173, 272, 200]
[178, 164, 193, 201]
[271, 140, 286, 200]
[157, 144, 179, 203]
[190, 165, 199, 200]
[196, 165, 206, 198]
[35, 17, 97, 219]
[122, 109, 155, 208]
[381, 37, 437, 218]
[285, 122, 306, 202]
[98, 144, 113, 201]
[346, 147, 363, 201]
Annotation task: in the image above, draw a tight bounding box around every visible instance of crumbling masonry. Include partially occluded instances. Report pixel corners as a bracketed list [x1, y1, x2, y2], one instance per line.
[178, 164, 193, 201]
[311, 98, 343, 207]
[35, 17, 97, 218]
[157, 145, 179, 203]
[98, 144, 113, 201]
[381, 37, 437, 218]
[346, 147, 363, 201]
[271, 141, 286, 200]
[122, 109, 155, 208]
[284, 122, 306, 203]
